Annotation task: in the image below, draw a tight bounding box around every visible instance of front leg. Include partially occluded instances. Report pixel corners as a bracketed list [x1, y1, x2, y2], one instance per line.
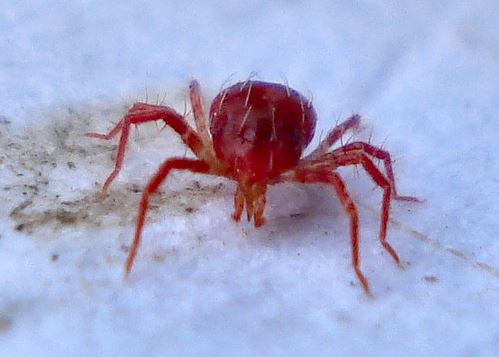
[125, 158, 210, 276]
[86, 103, 204, 192]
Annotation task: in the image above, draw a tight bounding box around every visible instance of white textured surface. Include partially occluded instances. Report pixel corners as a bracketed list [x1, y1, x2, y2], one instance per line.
[0, 1, 498, 356]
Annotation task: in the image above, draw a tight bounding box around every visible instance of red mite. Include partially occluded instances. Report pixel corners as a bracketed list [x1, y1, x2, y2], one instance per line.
[86, 80, 419, 294]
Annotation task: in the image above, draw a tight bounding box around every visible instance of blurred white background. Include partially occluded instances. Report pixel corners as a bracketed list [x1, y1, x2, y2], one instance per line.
[0, 1, 498, 356]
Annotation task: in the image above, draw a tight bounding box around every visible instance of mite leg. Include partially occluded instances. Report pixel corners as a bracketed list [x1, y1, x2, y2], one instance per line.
[305, 114, 361, 159]
[124, 158, 210, 276]
[359, 155, 399, 264]
[189, 80, 213, 149]
[86, 103, 204, 192]
[316, 151, 402, 265]
[331, 142, 420, 201]
[292, 169, 370, 294]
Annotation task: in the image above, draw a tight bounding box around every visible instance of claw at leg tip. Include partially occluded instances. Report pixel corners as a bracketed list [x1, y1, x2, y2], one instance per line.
[396, 260, 406, 270]
[123, 266, 131, 280]
[96, 189, 108, 199]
